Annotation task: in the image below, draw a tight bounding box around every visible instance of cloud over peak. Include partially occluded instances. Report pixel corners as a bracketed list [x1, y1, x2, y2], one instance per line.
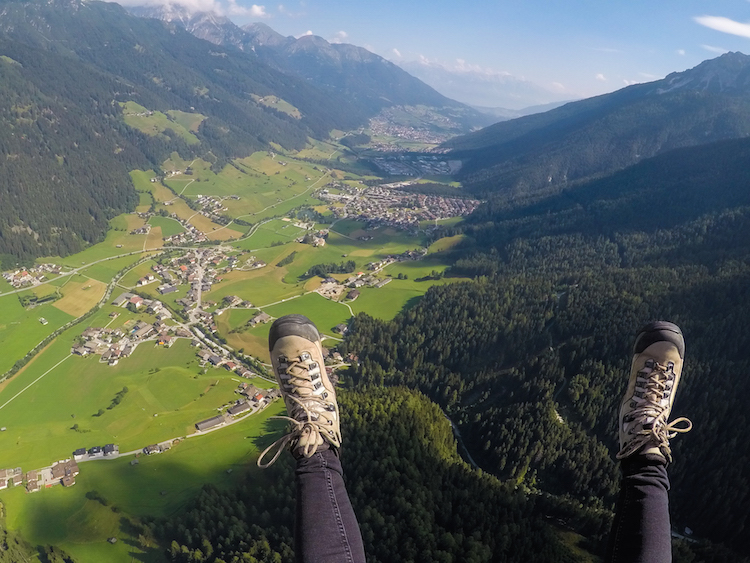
[695, 15, 750, 39]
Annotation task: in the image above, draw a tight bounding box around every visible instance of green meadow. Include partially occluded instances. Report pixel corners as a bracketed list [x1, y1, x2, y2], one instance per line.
[148, 216, 185, 238]
[0, 294, 74, 374]
[0, 400, 286, 563]
[0, 308, 255, 471]
[120, 101, 202, 145]
[262, 292, 352, 335]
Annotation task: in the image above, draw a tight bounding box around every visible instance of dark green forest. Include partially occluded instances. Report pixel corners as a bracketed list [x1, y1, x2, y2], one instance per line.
[341, 137, 750, 558]
[153, 389, 604, 563]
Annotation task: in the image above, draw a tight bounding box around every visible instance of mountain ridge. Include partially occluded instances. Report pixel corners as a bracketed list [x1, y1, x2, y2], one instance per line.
[128, 4, 495, 131]
[446, 51, 750, 195]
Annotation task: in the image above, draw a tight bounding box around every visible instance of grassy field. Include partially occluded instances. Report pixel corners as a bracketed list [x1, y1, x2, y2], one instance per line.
[0, 400, 286, 563]
[251, 94, 301, 118]
[118, 260, 158, 289]
[148, 216, 185, 238]
[120, 101, 202, 145]
[53, 276, 107, 317]
[0, 308, 254, 471]
[0, 295, 74, 374]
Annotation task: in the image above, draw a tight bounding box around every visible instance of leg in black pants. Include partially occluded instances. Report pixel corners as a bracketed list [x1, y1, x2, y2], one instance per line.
[607, 321, 692, 563]
[607, 458, 672, 563]
[259, 314, 366, 563]
[295, 450, 366, 563]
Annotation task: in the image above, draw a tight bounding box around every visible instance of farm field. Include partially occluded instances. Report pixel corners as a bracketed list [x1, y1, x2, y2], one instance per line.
[0, 400, 286, 563]
[52, 276, 107, 317]
[149, 216, 185, 238]
[0, 294, 74, 375]
[120, 101, 202, 145]
[0, 311, 255, 471]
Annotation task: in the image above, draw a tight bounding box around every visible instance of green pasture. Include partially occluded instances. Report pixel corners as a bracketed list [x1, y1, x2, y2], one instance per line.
[0, 295, 73, 374]
[251, 94, 301, 118]
[148, 216, 184, 238]
[0, 401, 286, 563]
[205, 267, 305, 309]
[160, 153, 329, 223]
[81, 253, 154, 285]
[0, 315, 248, 471]
[167, 109, 206, 132]
[262, 292, 351, 335]
[233, 219, 308, 251]
[50, 218, 149, 269]
[120, 101, 200, 145]
[118, 260, 158, 289]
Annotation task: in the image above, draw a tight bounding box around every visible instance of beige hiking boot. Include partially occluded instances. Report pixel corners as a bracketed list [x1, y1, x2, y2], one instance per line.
[616, 321, 692, 463]
[258, 314, 341, 468]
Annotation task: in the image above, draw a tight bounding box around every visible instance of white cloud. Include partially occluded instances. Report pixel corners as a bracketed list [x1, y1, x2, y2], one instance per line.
[392, 48, 402, 58]
[695, 15, 750, 38]
[117, 0, 221, 11]
[296, 30, 313, 38]
[623, 79, 640, 86]
[701, 44, 730, 54]
[638, 72, 659, 79]
[224, 1, 268, 17]
[330, 30, 348, 44]
[550, 82, 566, 92]
[116, 0, 268, 17]
[596, 73, 606, 82]
[677, 49, 686, 56]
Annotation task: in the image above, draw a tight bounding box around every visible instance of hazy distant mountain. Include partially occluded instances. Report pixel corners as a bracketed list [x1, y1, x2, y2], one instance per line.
[398, 59, 568, 110]
[472, 100, 574, 121]
[129, 7, 495, 131]
[446, 52, 750, 195]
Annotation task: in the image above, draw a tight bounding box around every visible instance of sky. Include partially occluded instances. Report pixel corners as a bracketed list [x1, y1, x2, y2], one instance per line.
[120, 0, 750, 108]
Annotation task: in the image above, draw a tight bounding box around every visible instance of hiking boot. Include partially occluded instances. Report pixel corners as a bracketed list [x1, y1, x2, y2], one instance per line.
[258, 314, 341, 468]
[616, 321, 692, 463]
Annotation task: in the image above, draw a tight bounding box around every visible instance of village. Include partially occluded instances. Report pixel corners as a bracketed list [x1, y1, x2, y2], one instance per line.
[317, 182, 480, 230]
[2, 263, 66, 289]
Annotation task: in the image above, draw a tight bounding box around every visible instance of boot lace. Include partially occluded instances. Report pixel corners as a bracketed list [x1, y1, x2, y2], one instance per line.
[257, 354, 340, 468]
[616, 359, 692, 462]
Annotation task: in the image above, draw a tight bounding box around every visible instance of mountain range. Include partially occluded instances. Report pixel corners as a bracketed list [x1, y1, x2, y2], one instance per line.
[128, 6, 494, 132]
[447, 51, 750, 196]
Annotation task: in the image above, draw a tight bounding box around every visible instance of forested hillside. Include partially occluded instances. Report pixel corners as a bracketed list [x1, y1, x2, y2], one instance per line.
[154, 388, 605, 563]
[0, 0, 362, 261]
[444, 52, 750, 197]
[342, 137, 750, 557]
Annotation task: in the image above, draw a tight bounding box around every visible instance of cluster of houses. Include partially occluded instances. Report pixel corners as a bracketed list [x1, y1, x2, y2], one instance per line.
[315, 269, 397, 302]
[194, 345, 257, 377]
[194, 384, 281, 432]
[162, 216, 209, 245]
[1, 457, 82, 493]
[193, 194, 238, 226]
[368, 114, 452, 148]
[2, 263, 63, 289]
[130, 224, 151, 235]
[73, 444, 120, 460]
[317, 182, 480, 231]
[0, 467, 23, 490]
[72, 297, 191, 365]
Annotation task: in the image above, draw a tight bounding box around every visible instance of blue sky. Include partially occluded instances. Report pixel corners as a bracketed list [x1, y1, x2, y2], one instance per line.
[125, 0, 750, 103]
